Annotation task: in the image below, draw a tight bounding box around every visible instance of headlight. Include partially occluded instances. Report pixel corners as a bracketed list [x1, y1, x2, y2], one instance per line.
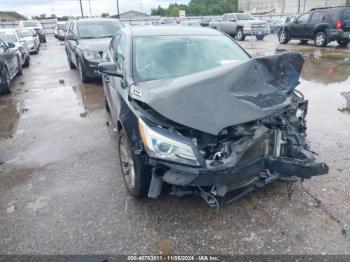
[139, 118, 200, 166]
[83, 51, 101, 60]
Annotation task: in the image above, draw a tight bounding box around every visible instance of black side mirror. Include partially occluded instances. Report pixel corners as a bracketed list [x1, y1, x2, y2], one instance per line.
[7, 42, 16, 48]
[98, 62, 124, 78]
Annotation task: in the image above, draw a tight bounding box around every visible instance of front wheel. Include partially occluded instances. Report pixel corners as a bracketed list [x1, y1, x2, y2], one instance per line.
[78, 59, 89, 83]
[23, 55, 30, 67]
[278, 30, 290, 44]
[17, 57, 23, 76]
[314, 31, 327, 47]
[0, 67, 11, 95]
[118, 128, 151, 198]
[236, 28, 245, 41]
[337, 39, 350, 48]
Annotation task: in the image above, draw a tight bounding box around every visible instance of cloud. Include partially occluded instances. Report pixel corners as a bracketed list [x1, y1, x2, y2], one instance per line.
[0, 0, 190, 17]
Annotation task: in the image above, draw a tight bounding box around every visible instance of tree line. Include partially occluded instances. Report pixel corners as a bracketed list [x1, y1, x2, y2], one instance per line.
[151, 0, 238, 16]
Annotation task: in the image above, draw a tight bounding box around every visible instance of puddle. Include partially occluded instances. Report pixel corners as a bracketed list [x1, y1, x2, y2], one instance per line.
[302, 56, 350, 84]
[0, 95, 20, 138]
[156, 239, 175, 255]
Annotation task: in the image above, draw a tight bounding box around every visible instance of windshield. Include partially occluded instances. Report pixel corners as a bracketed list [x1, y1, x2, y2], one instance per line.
[78, 22, 120, 38]
[18, 30, 33, 37]
[236, 14, 255, 20]
[22, 21, 39, 27]
[0, 32, 17, 43]
[133, 35, 250, 82]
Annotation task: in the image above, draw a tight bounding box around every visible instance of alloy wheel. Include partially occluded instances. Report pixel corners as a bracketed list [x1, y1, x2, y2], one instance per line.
[119, 136, 136, 190]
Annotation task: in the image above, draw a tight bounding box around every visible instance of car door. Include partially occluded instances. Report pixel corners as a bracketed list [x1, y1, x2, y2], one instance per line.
[2, 41, 17, 78]
[67, 21, 78, 66]
[306, 12, 322, 38]
[108, 33, 127, 123]
[219, 14, 230, 33]
[290, 13, 310, 38]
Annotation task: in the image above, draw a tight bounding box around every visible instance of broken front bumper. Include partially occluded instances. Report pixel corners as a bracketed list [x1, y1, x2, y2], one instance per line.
[148, 156, 328, 198]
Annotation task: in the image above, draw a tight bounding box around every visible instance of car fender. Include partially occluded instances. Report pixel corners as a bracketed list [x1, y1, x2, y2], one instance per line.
[313, 23, 330, 38]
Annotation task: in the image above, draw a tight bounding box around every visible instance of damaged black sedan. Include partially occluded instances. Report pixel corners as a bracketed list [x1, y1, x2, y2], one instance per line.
[99, 26, 328, 206]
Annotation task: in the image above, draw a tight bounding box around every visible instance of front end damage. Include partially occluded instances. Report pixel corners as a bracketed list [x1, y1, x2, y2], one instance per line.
[130, 52, 329, 206]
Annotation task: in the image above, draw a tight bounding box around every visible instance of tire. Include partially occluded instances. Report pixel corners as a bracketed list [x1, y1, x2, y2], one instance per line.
[43, 38, 47, 43]
[78, 58, 89, 83]
[256, 35, 265, 41]
[118, 128, 151, 198]
[67, 53, 76, 69]
[314, 31, 327, 47]
[105, 96, 110, 113]
[278, 30, 290, 44]
[0, 67, 11, 95]
[300, 40, 308, 45]
[34, 46, 39, 55]
[17, 57, 23, 76]
[236, 28, 245, 41]
[337, 39, 350, 48]
[23, 55, 30, 68]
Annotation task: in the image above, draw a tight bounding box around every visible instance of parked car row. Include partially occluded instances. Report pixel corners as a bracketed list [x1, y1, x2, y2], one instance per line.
[0, 24, 42, 95]
[277, 6, 350, 48]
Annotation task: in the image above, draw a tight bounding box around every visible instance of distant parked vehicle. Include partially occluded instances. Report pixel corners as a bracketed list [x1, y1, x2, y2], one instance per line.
[65, 18, 122, 83]
[54, 22, 66, 40]
[200, 17, 212, 27]
[209, 18, 221, 29]
[0, 29, 30, 67]
[0, 39, 22, 95]
[16, 28, 40, 55]
[19, 20, 46, 43]
[265, 16, 289, 33]
[277, 6, 350, 47]
[180, 20, 201, 27]
[219, 13, 269, 40]
[160, 18, 177, 25]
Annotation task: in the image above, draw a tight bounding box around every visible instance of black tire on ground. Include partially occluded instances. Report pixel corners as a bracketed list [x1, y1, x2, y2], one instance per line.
[67, 53, 76, 69]
[0, 67, 11, 95]
[236, 28, 245, 41]
[278, 30, 290, 44]
[337, 39, 350, 48]
[78, 58, 89, 83]
[23, 55, 30, 68]
[314, 31, 327, 47]
[34, 46, 39, 55]
[105, 96, 110, 113]
[118, 128, 151, 198]
[256, 35, 265, 41]
[300, 40, 308, 44]
[17, 57, 23, 76]
[43, 37, 47, 43]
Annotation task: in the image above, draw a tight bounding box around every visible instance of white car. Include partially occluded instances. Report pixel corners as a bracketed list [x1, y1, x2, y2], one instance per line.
[16, 28, 40, 54]
[19, 20, 46, 43]
[0, 29, 30, 67]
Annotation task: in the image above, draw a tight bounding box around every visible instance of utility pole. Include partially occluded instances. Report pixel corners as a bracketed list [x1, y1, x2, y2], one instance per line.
[79, 0, 84, 17]
[88, 0, 92, 16]
[116, 0, 120, 18]
[298, 0, 301, 13]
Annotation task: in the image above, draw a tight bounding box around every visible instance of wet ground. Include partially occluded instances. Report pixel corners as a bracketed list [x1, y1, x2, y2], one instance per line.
[0, 35, 349, 255]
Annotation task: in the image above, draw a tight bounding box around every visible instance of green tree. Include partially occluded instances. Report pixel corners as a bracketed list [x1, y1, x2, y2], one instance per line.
[101, 13, 110, 17]
[346, 0, 350, 5]
[151, 0, 237, 16]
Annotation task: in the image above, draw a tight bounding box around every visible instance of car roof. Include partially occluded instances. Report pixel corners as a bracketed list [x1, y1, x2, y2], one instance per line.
[125, 26, 222, 37]
[77, 18, 119, 24]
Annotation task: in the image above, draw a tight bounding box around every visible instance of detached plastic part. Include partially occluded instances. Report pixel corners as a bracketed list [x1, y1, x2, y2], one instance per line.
[148, 173, 163, 198]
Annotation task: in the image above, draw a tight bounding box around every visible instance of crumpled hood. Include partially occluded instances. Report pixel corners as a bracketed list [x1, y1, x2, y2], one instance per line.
[78, 38, 111, 52]
[130, 52, 304, 135]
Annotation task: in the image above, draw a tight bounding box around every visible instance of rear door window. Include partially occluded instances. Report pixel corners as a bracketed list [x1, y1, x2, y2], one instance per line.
[310, 12, 322, 23]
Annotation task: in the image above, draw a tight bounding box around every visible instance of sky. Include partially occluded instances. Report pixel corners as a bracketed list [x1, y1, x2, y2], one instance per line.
[0, 0, 190, 18]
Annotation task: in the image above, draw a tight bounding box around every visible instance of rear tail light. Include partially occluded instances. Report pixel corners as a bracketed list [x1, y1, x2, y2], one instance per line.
[336, 19, 342, 29]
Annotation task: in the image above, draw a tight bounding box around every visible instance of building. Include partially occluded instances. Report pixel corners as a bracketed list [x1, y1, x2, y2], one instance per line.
[112, 10, 149, 19]
[238, 0, 347, 14]
[0, 11, 26, 21]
